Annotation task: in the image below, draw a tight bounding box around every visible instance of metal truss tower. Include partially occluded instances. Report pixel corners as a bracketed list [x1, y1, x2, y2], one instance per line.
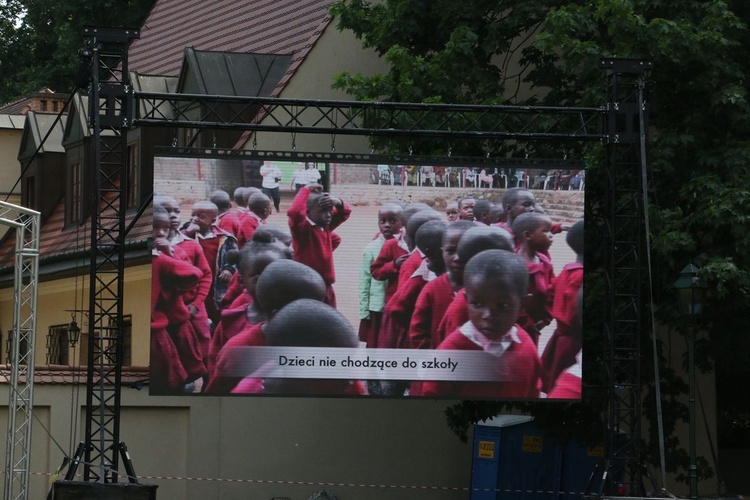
[2, 202, 40, 500]
[600, 58, 651, 496]
[82, 26, 140, 483]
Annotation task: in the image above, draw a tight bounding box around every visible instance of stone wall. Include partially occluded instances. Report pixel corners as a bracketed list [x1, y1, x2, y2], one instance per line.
[334, 162, 374, 184]
[154, 156, 243, 204]
[331, 163, 585, 224]
[330, 183, 584, 224]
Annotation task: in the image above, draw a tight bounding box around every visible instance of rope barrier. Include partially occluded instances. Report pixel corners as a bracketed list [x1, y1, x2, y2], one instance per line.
[16, 470, 591, 495]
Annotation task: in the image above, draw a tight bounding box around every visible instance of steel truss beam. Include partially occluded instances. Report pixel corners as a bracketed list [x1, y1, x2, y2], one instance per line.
[134, 92, 606, 141]
[2, 203, 40, 500]
[82, 26, 139, 484]
[601, 59, 651, 496]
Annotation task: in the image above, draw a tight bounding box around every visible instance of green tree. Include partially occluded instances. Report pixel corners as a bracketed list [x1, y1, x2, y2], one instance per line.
[0, 0, 155, 104]
[332, 0, 750, 487]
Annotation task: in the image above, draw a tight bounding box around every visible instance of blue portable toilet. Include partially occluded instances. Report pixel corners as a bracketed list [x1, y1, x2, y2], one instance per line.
[470, 415, 602, 500]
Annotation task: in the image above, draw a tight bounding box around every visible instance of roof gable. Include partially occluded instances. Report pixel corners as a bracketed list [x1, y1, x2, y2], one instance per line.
[177, 47, 292, 96]
[130, 72, 179, 119]
[61, 93, 117, 146]
[62, 93, 90, 146]
[18, 111, 66, 161]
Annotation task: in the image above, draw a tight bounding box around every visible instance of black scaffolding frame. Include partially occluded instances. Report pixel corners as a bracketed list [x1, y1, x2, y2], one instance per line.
[75, 27, 649, 496]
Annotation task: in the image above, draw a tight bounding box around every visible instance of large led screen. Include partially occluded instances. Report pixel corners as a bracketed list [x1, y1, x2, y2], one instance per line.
[151, 152, 584, 400]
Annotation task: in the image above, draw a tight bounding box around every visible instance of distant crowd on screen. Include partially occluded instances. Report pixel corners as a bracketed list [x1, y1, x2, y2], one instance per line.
[374, 165, 584, 191]
[151, 165, 583, 400]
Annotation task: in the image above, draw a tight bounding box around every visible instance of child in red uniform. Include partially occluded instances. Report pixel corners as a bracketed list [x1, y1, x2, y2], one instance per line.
[237, 192, 271, 248]
[457, 196, 476, 221]
[233, 187, 249, 220]
[379, 219, 446, 396]
[287, 183, 351, 307]
[445, 201, 459, 222]
[211, 189, 240, 237]
[541, 220, 583, 393]
[547, 354, 581, 399]
[207, 239, 292, 376]
[488, 204, 507, 225]
[512, 212, 556, 345]
[408, 220, 475, 351]
[375, 209, 443, 350]
[472, 200, 494, 225]
[436, 226, 515, 341]
[250, 299, 363, 396]
[151, 251, 194, 394]
[181, 200, 238, 326]
[370, 203, 429, 303]
[358, 203, 404, 349]
[151, 205, 207, 394]
[407, 220, 474, 396]
[209, 261, 327, 394]
[254, 224, 293, 249]
[494, 187, 536, 236]
[421, 250, 541, 399]
[155, 195, 213, 383]
[217, 224, 293, 310]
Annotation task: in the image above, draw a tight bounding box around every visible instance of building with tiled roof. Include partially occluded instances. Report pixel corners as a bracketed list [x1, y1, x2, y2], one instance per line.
[0, 88, 68, 116]
[0, 3, 476, 499]
[0, 89, 68, 212]
[129, 0, 387, 152]
[129, 0, 334, 83]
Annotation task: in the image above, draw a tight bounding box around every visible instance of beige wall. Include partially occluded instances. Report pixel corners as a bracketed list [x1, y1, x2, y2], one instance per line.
[0, 265, 152, 366]
[0, 386, 472, 499]
[252, 23, 390, 155]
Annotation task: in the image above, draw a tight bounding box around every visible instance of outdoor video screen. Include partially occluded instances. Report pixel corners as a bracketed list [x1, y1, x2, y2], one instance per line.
[150, 152, 584, 400]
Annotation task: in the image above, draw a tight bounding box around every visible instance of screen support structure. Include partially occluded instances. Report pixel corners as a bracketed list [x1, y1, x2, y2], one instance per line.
[69, 26, 649, 496]
[600, 58, 652, 496]
[81, 26, 140, 484]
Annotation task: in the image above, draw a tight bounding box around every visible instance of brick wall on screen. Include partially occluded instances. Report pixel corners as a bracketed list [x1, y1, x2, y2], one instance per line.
[154, 156, 243, 204]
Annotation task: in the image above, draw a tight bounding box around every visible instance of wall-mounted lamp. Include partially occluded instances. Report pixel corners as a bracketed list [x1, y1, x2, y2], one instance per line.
[67, 313, 82, 347]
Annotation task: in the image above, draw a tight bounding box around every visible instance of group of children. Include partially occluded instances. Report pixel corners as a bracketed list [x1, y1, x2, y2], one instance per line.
[151, 175, 583, 399]
[151, 180, 359, 395]
[358, 187, 583, 398]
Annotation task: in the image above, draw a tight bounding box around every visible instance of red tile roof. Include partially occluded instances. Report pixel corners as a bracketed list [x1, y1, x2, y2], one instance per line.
[129, 0, 335, 98]
[0, 88, 68, 115]
[0, 191, 152, 272]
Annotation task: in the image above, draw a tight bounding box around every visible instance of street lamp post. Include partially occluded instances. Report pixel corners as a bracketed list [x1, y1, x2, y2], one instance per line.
[673, 264, 707, 500]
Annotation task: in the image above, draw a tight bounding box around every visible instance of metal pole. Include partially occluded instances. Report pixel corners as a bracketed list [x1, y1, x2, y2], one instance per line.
[688, 324, 698, 500]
